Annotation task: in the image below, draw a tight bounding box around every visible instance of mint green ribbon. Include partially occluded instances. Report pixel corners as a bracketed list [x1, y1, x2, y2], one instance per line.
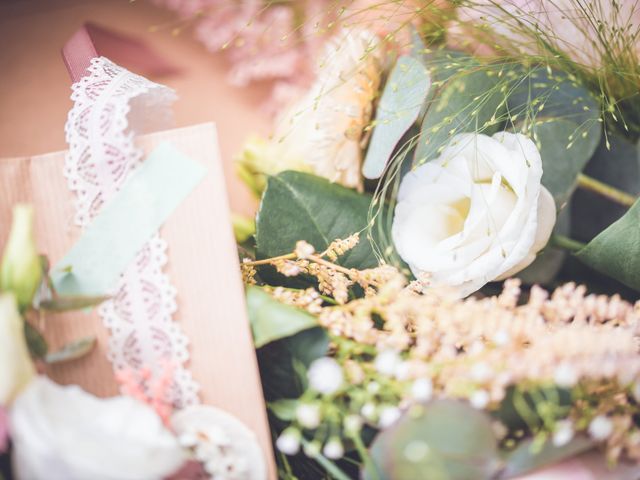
[52, 142, 206, 295]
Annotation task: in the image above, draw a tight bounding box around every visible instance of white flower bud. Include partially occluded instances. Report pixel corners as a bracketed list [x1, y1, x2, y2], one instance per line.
[552, 420, 574, 447]
[588, 416, 613, 441]
[276, 428, 301, 455]
[411, 378, 433, 402]
[344, 414, 363, 434]
[554, 362, 579, 388]
[308, 357, 344, 395]
[296, 403, 321, 429]
[361, 402, 377, 421]
[303, 440, 321, 458]
[470, 362, 492, 383]
[378, 406, 402, 429]
[470, 390, 490, 409]
[375, 350, 402, 377]
[323, 437, 344, 460]
[367, 381, 381, 394]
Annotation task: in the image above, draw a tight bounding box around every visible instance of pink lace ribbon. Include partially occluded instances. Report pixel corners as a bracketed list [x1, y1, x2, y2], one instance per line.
[61, 27, 200, 408]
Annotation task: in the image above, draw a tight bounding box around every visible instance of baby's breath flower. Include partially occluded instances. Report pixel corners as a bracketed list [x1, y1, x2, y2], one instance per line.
[308, 358, 344, 395]
[296, 403, 321, 429]
[411, 378, 433, 402]
[470, 390, 490, 409]
[589, 416, 614, 441]
[553, 420, 574, 447]
[378, 406, 402, 429]
[374, 350, 402, 377]
[276, 428, 301, 455]
[322, 437, 344, 460]
[294, 241, 315, 260]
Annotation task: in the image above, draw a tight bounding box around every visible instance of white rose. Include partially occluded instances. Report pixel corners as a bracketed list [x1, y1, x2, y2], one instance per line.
[392, 132, 556, 296]
[0, 293, 35, 405]
[9, 376, 186, 480]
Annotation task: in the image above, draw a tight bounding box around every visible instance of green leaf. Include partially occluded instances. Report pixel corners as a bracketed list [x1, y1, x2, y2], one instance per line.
[24, 321, 47, 358]
[363, 56, 430, 179]
[39, 294, 108, 312]
[256, 172, 379, 269]
[508, 68, 601, 208]
[499, 436, 594, 479]
[531, 119, 600, 208]
[44, 336, 96, 364]
[268, 399, 299, 421]
[367, 401, 500, 480]
[575, 199, 640, 290]
[246, 286, 318, 348]
[415, 56, 506, 165]
[257, 327, 329, 401]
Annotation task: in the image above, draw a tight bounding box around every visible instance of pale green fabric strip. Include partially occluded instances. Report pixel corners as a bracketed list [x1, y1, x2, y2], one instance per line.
[52, 142, 206, 295]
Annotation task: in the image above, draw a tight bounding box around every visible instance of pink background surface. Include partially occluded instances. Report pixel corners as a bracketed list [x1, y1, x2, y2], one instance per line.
[0, 0, 270, 216]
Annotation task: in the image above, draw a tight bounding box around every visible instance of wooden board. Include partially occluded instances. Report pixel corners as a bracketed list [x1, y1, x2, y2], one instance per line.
[0, 122, 276, 478]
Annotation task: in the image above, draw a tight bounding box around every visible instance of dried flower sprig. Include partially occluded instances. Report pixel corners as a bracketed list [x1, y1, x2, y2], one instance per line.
[249, 241, 640, 464]
[242, 234, 397, 304]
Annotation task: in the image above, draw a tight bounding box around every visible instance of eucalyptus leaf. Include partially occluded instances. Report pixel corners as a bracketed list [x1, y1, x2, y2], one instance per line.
[246, 286, 318, 348]
[45, 336, 96, 364]
[508, 67, 601, 208]
[39, 294, 109, 312]
[415, 56, 506, 165]
[256, 172, 379, 269]
[24, 321, 47, 358]
[499, 436, 594, 479]
[363, 56, 431, 179]
[576, 199, 640, 291]
[367, 401, 501, 480]
[572, 135, 639, 242]
[529, 119, 600, 208]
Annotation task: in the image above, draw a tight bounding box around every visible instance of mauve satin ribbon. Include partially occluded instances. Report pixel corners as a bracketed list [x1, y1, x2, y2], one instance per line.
[62, 22, 178, 82]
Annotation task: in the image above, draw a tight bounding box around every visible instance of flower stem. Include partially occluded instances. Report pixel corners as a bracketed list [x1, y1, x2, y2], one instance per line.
[351, 432, 380, 480]
[577, 173, 637, 207]
[551, 234, 586, 253]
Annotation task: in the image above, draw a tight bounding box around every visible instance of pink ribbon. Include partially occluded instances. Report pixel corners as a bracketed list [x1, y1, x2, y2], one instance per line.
[62, 22, 178, 82]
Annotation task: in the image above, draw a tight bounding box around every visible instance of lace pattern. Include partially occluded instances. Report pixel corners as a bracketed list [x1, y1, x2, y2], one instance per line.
[64, 57, 200, 407]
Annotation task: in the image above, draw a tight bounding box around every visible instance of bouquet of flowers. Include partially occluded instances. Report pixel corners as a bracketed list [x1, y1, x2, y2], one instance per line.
[228, 0, 640, 478]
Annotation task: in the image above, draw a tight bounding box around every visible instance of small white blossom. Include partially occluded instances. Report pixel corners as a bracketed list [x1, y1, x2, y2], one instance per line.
[276, 428, 301, 455]
[375, 350, 402, 377]
[588, 416, 613, 441]
[470, 362, 492, 383]
[295, 241, 315, 259]
[303, 440, 321, 458]
[308, 358, 344, 395]
[378, 406, 402, 429]
[323, 438, 344, 460]
[367, 381, 381, 394]
[344, 414, 363, 434]
[492, 330, 510, 347]
[470, 390, 490, 409]
[553, 420, 574, 447]
[361, 402, 377, 421]
[411, 378, 433, 402]
[554, 363, 579, 388]
[296, 403, 321, 429]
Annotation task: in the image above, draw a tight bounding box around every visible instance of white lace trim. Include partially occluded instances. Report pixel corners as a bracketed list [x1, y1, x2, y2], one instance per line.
[64, 57, 200, 408]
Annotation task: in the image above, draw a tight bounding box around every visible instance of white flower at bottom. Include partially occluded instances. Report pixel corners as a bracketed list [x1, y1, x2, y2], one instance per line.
[276, 428, 301, 455]
[308, 357, 344, 395]
[296, 403, 321, 429]
[588, 415, 613, 441]
[411, 378, 434, 402]
[378, 406, 402, 429]
[470, 390, 490, 409]
[392, 132, 556, 297]
[552, 420, 574, 447]
[9, 376, 185, 480]
[323, 437, 344, 460]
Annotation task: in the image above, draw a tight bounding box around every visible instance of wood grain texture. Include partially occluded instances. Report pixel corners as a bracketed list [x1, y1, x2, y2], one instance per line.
[0, 123, 276, 478]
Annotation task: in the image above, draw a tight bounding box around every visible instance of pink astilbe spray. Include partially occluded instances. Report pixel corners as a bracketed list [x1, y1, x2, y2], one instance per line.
[153, 0, 334, 109]
[115, 360, 175, 426]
